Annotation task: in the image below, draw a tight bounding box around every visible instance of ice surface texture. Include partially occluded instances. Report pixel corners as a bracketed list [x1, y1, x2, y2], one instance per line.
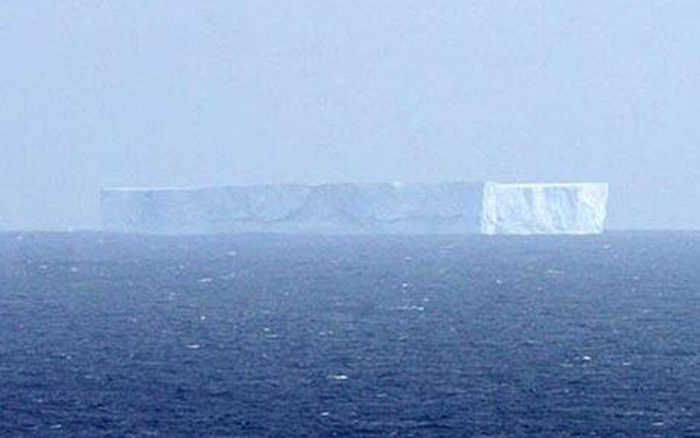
[481, 183, 609, 235]
[101, 182, 608, 235]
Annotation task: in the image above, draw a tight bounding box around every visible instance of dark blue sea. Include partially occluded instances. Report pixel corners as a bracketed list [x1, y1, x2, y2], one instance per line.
[2, 232, 700, 437]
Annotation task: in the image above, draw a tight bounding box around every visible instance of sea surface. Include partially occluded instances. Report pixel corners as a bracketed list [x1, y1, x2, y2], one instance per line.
[1, 232, 700, 437]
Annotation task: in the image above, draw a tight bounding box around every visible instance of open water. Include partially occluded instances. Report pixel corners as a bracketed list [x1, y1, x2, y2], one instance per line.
[1, 232, 700, 437]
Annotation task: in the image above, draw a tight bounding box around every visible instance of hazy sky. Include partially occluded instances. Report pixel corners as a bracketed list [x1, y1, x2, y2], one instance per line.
[1, 1, 699, 230]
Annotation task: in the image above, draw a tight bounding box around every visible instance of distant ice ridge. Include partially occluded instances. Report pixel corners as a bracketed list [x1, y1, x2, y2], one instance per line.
[101, 182, 608, 235]
[100, 182, 485, 234]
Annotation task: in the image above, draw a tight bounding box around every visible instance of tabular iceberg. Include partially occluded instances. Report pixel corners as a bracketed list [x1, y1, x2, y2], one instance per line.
[101, 182, 608, 235]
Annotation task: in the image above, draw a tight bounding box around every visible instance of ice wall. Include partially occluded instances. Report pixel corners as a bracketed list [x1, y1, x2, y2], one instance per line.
[481, 183, 608, 235]
[101, 182, 608, 235]
[101, 182, 485, 234]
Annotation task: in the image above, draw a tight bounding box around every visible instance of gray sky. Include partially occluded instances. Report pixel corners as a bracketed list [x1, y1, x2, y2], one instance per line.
[1, 1, 698, 230]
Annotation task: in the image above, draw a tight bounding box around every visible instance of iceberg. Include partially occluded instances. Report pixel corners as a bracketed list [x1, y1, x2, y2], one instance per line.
[480, 183, 609, 235]
[101, 182, 608, 235]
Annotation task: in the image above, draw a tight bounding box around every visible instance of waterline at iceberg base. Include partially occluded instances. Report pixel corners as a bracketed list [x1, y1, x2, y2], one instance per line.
[100, 182, 608, 235]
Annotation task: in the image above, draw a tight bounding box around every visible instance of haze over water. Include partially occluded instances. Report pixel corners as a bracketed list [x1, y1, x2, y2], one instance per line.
[1, 2, 700, 231]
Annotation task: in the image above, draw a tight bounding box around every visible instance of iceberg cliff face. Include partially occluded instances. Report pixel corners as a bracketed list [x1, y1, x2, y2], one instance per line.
[101, 182, 485, 234]
[101, 182, 608, 235]
[481, 183, 608, 235]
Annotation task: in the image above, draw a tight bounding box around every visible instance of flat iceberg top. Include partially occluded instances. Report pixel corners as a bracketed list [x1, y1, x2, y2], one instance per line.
[103, 181, 606, 191]
[489, 182, 607, 188]
[102, 181, 481, 192]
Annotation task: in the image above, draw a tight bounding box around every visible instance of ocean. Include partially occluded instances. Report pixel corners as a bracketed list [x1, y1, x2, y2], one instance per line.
[1, 232, 699, 437]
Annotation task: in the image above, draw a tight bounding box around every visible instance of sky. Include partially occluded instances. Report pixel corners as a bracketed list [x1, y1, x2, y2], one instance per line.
[0, 1, 699, 230]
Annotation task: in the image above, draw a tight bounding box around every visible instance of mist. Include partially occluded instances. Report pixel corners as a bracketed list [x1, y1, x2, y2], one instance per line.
[1, 1, 698, 231]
